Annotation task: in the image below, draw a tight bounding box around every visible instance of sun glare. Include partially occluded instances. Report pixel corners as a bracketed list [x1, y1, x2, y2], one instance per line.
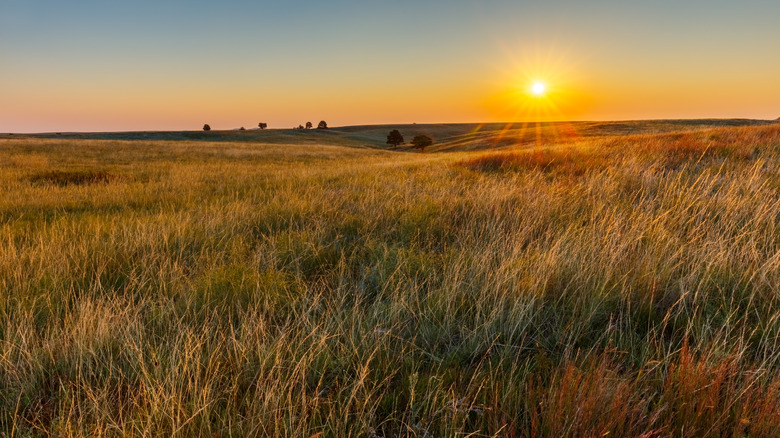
[487, 45, 586, 128]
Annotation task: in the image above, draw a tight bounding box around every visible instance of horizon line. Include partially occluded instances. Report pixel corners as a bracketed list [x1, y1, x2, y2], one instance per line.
[3, 117, 779, 135]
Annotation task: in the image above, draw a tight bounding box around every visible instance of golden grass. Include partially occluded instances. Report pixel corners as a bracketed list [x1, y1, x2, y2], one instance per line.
[2, 125, 780, 436]
[28, 170, 122, 186]
[460, 147, 605, 176]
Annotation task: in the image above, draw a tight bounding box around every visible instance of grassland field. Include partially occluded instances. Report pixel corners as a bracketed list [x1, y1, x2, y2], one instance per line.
[3, 119, 780, 436]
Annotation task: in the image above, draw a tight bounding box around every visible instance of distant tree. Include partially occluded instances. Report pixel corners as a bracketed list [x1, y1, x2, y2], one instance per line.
[411, 135, 433, 152]
[305, 121, 313, 129]
[258, 122, 267, 130]
[239, 126, 246, 131]
[203, 124, 211, 131]
[297, 124, 305, 130]
[317, 120, 328, 129]
[386, 129, 404, 148]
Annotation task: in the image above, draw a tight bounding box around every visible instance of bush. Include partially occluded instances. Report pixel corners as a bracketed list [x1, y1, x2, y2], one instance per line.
[386, 130, 404, 148]
[411, 135, 433, 152]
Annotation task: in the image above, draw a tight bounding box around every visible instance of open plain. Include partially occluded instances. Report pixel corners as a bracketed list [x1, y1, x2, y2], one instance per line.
[3, 120, 780, 436]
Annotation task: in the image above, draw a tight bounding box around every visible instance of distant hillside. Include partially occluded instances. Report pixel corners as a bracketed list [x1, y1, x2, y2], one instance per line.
[355, 119, 777, 152]
[10, 119, 777, 152]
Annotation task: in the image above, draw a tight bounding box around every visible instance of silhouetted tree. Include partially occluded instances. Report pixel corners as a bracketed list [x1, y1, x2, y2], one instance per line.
[203, 124, 211, 131]
[239, 127, 246, 131]
[317, 120, 328, 129]
[258, 122, 267, 130]
[386, 129, 404, 148]
[411, 135, 433, 152]
[297, 124, 305, 130]
[305, 121, 313, 129]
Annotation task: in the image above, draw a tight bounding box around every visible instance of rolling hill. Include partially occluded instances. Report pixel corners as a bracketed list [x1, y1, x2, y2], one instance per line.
[8, 118, 778, 152]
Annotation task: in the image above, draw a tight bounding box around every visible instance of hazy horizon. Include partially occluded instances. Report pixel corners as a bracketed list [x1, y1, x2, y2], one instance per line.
[5, 117, 780, 135]
[2, 0, 779, 132]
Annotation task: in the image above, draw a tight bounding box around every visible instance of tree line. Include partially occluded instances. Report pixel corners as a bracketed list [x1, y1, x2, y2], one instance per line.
[293, 121, 327, 130]
[202, 121, 326, 131]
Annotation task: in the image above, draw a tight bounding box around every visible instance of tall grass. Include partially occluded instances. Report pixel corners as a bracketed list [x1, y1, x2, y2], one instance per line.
[2, 126, 780, 436]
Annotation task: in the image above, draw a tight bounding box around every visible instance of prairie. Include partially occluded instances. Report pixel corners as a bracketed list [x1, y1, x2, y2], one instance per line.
[3, 120, 780, 436]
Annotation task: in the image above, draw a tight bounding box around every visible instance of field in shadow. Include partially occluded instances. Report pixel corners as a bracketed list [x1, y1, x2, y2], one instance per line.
[8, 118, 777, 152]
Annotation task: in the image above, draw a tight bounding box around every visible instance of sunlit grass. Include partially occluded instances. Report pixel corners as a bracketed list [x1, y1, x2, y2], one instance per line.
[2, 125, 780, 436]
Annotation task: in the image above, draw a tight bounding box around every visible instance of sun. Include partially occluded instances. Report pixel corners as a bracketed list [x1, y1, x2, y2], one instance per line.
[531, 81, 546, 96]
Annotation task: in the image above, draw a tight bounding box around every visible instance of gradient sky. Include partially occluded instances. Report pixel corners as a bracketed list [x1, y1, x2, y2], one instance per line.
[2, 0, 779, 132]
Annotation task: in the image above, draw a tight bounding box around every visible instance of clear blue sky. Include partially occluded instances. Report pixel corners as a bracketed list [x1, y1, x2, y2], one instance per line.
[2, 0, 779, 132]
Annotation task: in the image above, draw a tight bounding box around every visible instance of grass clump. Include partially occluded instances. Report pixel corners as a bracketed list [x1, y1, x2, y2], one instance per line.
[460, 147, 605, 176]
[605, 125, 778, 168]
[638, 130, 759, 167]
[28, 170, 120, 186]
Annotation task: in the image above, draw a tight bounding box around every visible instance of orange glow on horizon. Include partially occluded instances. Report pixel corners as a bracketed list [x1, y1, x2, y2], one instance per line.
[3, 2, 780, 133]
[482, 43, 596, 128]
[473, 45, 600, 147]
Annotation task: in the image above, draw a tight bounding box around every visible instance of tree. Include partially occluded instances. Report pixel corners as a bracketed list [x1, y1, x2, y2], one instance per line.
[317, 120, 328, 129]
[386, 129, 404, 148]
[258, 122, 267, 130]
[411, 135, 433, 152]
[297, 124, 305, 130]
[203, 124, 211, 131]
[305, 121, 313, 129]
[239, 127, 246, 131]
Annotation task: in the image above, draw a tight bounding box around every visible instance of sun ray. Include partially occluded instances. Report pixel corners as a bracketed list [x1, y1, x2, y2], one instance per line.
[483, 43, 593, 149]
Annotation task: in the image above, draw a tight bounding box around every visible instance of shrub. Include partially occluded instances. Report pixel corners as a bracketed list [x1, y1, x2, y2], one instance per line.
[411, 135, 433, 152]
[386, 129, 404, 148]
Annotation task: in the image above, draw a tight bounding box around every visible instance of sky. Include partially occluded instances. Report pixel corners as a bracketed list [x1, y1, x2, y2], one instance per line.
[1, 0, 779, 132]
